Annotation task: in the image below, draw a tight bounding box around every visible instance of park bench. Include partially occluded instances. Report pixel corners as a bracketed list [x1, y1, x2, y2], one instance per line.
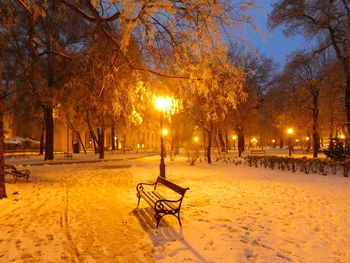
[250, 149, 266, 155]
[136, 176, 189, 228]
[4, 164, 30, 183]
[64, 152, 73, 159]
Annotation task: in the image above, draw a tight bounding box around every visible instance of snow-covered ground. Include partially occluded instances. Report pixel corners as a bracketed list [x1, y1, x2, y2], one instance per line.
[1, 155, 349, 263]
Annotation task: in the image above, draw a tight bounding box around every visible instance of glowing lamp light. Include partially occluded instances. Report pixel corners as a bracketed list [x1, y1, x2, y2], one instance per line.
[306, 137, 310, 141]
[162, 129, 168, 136]
[295, 139, 299, 142]
[272, 139, 276, 143]
[340, 135, 345, 139]
[287, 128, 294, 135]
[194, 137, 199, 142]
[251, 138, 258, 143]
[155, 97, 172, 111]
[232, 135, 237, 140]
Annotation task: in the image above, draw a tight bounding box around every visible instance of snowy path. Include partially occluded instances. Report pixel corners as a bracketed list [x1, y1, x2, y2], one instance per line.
[1, 156, 350, 262]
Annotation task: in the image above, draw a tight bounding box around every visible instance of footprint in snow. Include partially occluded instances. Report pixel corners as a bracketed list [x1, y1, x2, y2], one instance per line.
[204, 240, 214, 250]
[244, 248, 258, 260]
[215, 218, 231, 222]
[276, 251, 292, 261]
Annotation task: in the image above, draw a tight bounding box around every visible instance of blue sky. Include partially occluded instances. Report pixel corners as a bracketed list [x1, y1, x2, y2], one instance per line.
[244, 1, 310, 67]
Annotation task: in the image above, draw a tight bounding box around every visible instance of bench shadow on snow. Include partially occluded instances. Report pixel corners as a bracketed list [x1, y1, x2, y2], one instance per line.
[133, 207, 210, 262]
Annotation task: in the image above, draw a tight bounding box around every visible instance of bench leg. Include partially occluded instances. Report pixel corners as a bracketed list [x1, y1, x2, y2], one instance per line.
[155, 214, 161, 228]
[177, 212, 182, 227]
[136, 193, 141, 208]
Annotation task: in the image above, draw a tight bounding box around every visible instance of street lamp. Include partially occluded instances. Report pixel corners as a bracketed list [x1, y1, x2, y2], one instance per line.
[155, 97, 173, 178]
[194, 136, 199, 142]
[162, 129, 168, 136]
[272, 139, 276, 148]
[287, 128, 294, 156]
[232, 135, 237, 151]
[251, 137, 258, 148]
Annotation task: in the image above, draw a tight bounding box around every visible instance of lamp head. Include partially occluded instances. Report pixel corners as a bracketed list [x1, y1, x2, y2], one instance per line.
[162, 129, 168, 136]
[156, 97, 172, 111]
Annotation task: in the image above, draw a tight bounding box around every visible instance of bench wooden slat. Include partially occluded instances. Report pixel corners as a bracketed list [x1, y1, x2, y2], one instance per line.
[152, 191, 178, 211]
[140, 191, 158, 207]
[156, 176, 188, 195]
[141, 191, 179, 211]
[251, 149, 266, 155]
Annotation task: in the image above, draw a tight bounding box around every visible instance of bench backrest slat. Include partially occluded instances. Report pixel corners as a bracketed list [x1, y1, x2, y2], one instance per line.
[156, 176, 189, 195]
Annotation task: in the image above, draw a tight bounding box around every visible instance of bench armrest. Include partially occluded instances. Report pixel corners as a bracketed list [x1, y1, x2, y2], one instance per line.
[136, 182, 156, 192]
[16, 169, 30, 175]
[154, 198, 182, 212]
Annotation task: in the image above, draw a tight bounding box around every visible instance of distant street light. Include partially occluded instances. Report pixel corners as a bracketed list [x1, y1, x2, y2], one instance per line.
[287, 128, 294, 156]
[251, 137, 258, 148]
[155, 97, 173, 178]
[272, 139, 276, 148]
[232, 135, 237, 151]
[194, 136, 199, 142]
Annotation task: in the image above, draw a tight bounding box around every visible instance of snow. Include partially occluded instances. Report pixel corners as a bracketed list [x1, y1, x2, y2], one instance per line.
[1, 154, 350, 262]
[4, 137, 40, 144]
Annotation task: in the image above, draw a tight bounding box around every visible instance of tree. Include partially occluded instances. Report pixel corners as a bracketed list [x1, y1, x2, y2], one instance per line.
[269, 0, 350, 137]
[283, 51, 329, 157]
[178, 50, 246, 163]
[227, 47, 277, 155]
[0, 46, 6, 199]
[3, 1, 91, 160]
[318, 61, 346, 141]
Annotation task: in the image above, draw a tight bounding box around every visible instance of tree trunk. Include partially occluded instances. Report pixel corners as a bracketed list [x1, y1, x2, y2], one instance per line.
[206, 128, 212, 164]
[329, 115, 334, 148]
[345, 75, 350, 140]
[85, 115, 98, 154]
[67, 118, 86, 154]
[39, 127, 44, 155]
[225, 128, 229, 153]
[311, 88, 320, 158]
[0, 62, 7, 199]
[217, 128, 225, 152]
[238, 131, 245, 157]
[280, 138, 284, 149]
[97, 128, 104, 159]
[312, 108, 320, 158]
[43, 104, 54, 160]
[111, 126, 115, 150]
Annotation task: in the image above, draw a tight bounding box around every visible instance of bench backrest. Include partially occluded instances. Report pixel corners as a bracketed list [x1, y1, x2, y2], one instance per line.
[156, 176, 189, 196]
[251, 150, 265, 154]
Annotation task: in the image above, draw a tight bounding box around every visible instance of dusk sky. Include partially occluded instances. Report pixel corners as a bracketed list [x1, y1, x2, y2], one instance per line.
[245, 1, 311, 67]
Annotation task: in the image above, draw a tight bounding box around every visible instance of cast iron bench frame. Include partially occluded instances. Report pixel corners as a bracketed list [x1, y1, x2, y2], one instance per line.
[136, 176, 189, 228]
[64, 152, 73, 159]
[4, 164, 30, 183]
[250, 149, 266, 155]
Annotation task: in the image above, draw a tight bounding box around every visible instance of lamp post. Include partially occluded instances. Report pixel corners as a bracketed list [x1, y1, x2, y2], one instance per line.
[232, 135, 237, 151]
[287, 128, 294, 156]
[155, 97, 172, 178]
[251, 137, 258, 148]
